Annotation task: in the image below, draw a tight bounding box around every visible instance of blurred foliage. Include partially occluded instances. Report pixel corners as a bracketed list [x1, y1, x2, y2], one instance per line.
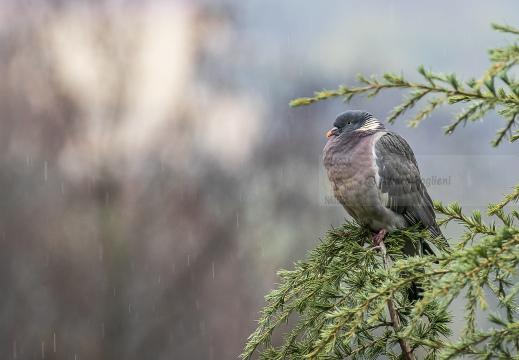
[0, 2, 262, 359]
[244, 23, 519, 359]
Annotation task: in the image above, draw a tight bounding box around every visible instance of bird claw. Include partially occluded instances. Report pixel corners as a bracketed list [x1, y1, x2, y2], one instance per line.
[372, 229, 387, 246]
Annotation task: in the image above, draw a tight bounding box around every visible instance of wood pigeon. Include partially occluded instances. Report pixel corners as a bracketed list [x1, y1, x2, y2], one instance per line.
[323, 110, 448, 300]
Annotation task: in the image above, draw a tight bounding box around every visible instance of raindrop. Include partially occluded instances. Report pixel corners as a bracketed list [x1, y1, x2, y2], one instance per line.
[128, 303, 131, 314]
[44, 161, 47, 181]
[212, 261, 215, 278]
[236, 212, 239, 228]
[187, 254, 190, 267]
[267, 83, 269, 97]
[13, 340, 16, 359]
[200, 320, 205, 337]
[102, 323, 105, 338]
[53, 334, 56, 352]
[42, 341, 45, 359]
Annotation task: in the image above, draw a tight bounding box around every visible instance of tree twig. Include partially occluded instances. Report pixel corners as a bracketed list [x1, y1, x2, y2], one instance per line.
[378, 239, 416, 360]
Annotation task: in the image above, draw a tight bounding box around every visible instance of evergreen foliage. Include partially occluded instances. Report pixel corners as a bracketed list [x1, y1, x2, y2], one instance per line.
[290, 23, 519, 147]
[242, 23, 519, 359]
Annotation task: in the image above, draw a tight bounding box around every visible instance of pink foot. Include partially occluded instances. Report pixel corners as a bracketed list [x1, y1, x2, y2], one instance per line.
[372, 229, 387, 246]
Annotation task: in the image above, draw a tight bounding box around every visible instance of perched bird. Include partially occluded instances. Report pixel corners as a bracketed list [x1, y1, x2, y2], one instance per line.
[323, 110, 448, 300]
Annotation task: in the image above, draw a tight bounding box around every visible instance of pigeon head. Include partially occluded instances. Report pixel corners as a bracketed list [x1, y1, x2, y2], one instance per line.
[326, 110, 385, 137]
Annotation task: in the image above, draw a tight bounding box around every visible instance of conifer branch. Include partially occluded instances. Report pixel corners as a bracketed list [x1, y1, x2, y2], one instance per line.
[290, 23, 519, 146]
[487, 184, 519, 216]
[492, 23, 519, 36]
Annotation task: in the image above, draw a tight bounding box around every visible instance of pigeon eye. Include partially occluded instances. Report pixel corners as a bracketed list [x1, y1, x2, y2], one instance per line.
[347, 121, 351, 125]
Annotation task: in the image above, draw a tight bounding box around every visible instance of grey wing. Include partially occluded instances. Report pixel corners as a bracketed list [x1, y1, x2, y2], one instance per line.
[374, 132, 443, 242]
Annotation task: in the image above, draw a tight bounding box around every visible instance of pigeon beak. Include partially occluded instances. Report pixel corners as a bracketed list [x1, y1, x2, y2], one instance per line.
[326, 127, 338, 138]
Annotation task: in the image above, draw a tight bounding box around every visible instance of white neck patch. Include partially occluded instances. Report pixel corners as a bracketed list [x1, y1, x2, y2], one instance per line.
[358, 118, 383, 131]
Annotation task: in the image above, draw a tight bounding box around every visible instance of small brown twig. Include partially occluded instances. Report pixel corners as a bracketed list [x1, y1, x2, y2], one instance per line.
[378, 239, 416, 360]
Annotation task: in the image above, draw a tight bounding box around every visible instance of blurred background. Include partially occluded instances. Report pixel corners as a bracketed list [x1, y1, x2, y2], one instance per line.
[1, 1, 518, 359]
